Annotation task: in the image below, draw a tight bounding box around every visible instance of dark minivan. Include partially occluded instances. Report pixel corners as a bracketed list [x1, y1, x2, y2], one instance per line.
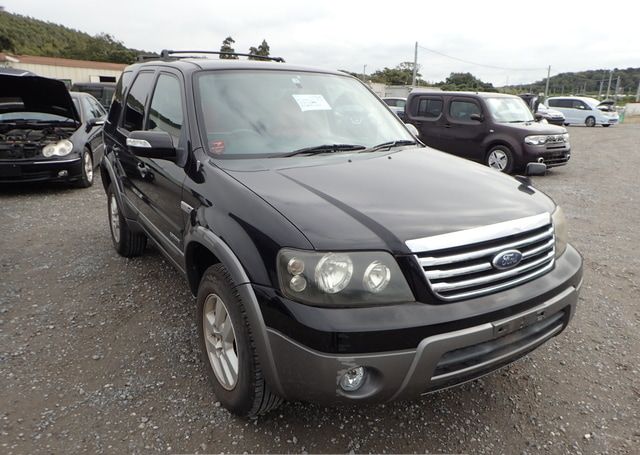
[405, 91, 571, 172]
[101, 51, 583, 417]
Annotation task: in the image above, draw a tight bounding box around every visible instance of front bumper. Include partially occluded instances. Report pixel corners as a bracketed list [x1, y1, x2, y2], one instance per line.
[523, 142, 571, 168]
[0, 156, 82, 183]
[256, 245, 583, 403]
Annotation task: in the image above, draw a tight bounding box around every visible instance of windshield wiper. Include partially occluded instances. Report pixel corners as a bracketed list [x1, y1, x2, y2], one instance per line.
[507, 120, 533, 123]
[279, 144, 366, 157]
[363, 139, 419, 153]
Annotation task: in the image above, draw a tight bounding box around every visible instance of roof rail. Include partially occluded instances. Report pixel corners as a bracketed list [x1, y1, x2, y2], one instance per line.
[159, 49, 285, 63]
[136, 54, 161, 62]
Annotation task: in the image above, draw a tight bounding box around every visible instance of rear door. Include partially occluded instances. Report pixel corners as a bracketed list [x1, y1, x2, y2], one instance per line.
[407, 95, 445, 150]
[439, 97, 486, 161]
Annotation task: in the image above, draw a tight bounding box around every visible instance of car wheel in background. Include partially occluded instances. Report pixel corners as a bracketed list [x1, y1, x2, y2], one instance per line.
[602, 124, 611, 127]
[197, 264, 282, 417]
[107, 183, 147, 257]
[486, 145, 514, 173]
[76, 148, 94, 188]
[585, 116, 596, 127]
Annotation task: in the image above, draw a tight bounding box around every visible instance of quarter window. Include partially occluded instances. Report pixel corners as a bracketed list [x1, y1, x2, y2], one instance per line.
[147, 74, 184, 145]
[417, 98, 443, 118]
[449, 100, 481, 121]
[123, 71, 154, 131]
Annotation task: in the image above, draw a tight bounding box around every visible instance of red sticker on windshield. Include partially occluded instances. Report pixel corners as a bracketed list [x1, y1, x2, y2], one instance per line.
[209, 140, 225, 155]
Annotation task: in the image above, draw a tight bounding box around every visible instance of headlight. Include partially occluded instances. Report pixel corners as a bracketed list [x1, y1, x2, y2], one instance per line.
[552, 206, 568, 258]
[277, 249, 414, 306]
[42, 140, 73, 157]
[562, 133, 570, 142]
[524, 135, 548, 146]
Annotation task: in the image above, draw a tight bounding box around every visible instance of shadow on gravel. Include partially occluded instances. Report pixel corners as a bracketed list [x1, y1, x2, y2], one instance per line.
[0, 181, 85, 196]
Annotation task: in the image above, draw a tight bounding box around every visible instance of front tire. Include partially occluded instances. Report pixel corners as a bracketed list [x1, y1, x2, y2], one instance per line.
[107, 183, 146, 257]
[76, 148, 94, 188]
[486, 145, 514, 173]
[585, 116, 596, 127]
[197, 264, 282, 417]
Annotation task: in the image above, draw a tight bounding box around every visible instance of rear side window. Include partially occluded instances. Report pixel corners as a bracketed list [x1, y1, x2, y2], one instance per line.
[549, 99, 572, 108]
[123, 71, 154, 131]
[417, 97, 443, 118]
[449, 100, 481, 121]
[147, 74, 184, 145]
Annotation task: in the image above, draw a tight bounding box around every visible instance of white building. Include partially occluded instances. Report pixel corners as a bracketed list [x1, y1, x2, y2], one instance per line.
[0, 53, 125, 85]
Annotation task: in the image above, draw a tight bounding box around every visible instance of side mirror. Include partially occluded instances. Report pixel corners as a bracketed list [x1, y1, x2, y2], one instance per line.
[525, 162, 547, 176]
[86, 116, 105, 131]
[126, 130, 177, 161]
[404, 123, 420, 138]
[469, 113, 483, 122]
[534, 113, 544, 121]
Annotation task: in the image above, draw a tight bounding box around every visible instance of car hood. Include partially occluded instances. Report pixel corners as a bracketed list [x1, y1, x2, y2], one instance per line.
[0, 74, 79, 122]
[222, 148, 556, 253]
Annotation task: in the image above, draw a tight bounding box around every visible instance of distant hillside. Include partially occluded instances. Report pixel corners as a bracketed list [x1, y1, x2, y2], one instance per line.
[0, 11, 148, 64]
[505, 67, 640, 96]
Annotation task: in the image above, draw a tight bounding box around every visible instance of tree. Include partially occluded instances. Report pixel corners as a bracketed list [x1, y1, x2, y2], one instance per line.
[437, 72, 496, 92]
[369, 62, 425, 85]
[248, 39, 270, 60]
[219, 36, 238, 59]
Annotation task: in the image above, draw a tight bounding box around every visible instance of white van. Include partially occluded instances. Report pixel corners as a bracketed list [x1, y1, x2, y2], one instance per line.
[546, 96, 619, 127]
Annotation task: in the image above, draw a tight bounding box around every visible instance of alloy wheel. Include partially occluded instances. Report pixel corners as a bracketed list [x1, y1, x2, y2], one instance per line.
[84, 152, 93, 182]
[203, 293, 239, 390]
[109, 195, 120, 243]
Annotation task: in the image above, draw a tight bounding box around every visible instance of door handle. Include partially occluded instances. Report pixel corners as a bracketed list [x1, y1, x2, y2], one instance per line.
[137, 162, 150, 179]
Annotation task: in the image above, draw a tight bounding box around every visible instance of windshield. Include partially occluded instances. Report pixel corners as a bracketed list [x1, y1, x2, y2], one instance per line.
[195, 70, 413, 158]
[0, 111, 75, 122]
[486, 97, 535, 123]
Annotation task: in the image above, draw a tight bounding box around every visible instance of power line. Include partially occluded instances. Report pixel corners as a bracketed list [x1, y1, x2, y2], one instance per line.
[417, 45, 547, 72]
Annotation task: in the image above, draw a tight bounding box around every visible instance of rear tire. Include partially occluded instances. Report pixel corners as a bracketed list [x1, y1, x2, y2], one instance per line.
[602, 124, 611, 127]
[486, 145, 514, 173]
[107, 183, 146, 257]
[197, 264, 282, 417]
[585, 116, 596, 127]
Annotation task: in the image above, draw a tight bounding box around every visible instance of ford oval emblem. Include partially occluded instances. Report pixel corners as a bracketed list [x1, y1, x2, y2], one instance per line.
[492, 249, 523, 270]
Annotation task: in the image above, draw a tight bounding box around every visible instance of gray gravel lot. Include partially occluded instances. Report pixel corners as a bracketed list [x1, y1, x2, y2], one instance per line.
[1, 124, 639, 454]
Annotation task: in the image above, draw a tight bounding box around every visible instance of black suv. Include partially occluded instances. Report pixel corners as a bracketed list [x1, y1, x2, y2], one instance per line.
[101, 51, 583, 417]
[405, 91, 571, 172]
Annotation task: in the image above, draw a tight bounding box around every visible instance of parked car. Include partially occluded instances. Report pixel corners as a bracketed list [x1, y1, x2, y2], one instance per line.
[536, 103, 566, 126]
[0, 73, 106, 186]
[382, 97, 407, 121]
[404, 91, 571, 172]
[546, 96, 619, 127]
[71, 82, 116, 110]
[101, 50, 583, 417]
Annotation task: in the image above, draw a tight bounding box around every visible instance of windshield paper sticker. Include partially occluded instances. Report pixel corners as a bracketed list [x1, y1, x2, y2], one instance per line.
[292, 94, 332, 112]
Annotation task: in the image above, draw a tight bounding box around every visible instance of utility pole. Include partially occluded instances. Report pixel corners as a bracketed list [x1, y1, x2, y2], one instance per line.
[614, 75, 621, 99]
[606, 71, 613, 99]
[544, 65, 551, 99]
[411, 41, 418, 88]
[598, 79, 604, 98]
[362, 64, 367, 82]
[636, 79, 640, 102]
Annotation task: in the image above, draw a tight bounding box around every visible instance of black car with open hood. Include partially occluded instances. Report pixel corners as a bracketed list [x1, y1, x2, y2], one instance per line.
[0, 73, 106, 186]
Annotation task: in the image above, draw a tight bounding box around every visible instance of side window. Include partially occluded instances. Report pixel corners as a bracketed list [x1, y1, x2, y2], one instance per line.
[396, 99, 406, 109]
[558, 99, 573, 108]
[107, 73, 129, 124]
[123, 71, 154, 131]
[385, 99, 397, 107]
[449, 100, 481, 121]
[548, 99, 559, 108]
[572, 100, 589, 110]
[146, 74, 184, 145]
[89, 97, 106, 117]
[81, 97, 94, 119]
[417, 97, 443, 118]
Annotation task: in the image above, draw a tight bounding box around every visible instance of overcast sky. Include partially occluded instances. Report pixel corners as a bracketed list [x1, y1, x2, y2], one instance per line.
[5, 0, 639, 85]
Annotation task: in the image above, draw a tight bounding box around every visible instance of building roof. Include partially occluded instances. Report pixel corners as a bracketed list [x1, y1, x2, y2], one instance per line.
[0, 53, 126, 71]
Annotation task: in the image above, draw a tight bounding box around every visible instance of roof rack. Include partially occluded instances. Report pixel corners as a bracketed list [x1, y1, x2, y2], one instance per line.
[158, 49, 285, 63]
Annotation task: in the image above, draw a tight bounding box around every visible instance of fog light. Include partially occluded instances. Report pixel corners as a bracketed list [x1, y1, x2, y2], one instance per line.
[340, 366, 365, 392]
[58, 170, 68, 177]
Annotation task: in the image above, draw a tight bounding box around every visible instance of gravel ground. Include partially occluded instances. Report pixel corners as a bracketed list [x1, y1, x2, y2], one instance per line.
[1, 124, 639, 454]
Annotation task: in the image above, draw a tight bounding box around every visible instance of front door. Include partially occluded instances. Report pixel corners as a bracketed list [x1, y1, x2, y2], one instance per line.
[439, 97, 486, 161]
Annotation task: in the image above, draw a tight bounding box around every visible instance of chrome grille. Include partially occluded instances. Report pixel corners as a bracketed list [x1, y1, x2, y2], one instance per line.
[406, 213, 555, 302]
